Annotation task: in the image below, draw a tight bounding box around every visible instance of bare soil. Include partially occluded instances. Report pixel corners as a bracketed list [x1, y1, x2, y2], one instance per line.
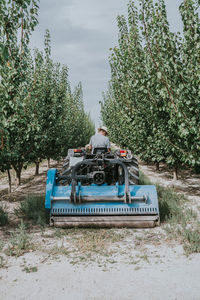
[0, 160, 200, 300]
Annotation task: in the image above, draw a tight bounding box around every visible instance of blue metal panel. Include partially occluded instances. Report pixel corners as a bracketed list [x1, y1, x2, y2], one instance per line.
[51, 200, 159, 216]
[51, 185, 159, 216]
[45, 168, 57, 209]
[53, 185, 125, 198]
[52, 185, 157, 203]
[45, 168, 159, 216]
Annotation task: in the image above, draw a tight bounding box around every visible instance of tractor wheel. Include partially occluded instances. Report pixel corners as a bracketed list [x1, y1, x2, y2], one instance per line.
[62, 157, 69, 171]
[62, 158, 72, 177]
[127, 157, 139, 185]
[118, 157, 139, 185]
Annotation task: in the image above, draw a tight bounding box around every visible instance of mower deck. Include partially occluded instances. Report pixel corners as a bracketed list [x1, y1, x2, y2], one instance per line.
[51, 215, 160, 228]
[45, 168, 160, 228]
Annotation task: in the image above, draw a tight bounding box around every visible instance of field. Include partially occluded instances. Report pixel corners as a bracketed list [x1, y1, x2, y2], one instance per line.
[0, 0, 199, 298]
[0, 160, 199, 300]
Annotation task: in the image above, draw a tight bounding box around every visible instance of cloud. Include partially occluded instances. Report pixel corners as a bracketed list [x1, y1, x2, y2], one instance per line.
[31, 0, 183, 127]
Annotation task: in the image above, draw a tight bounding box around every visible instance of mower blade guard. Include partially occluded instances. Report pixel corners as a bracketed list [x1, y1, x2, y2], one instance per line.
[45, 168, 160, 228]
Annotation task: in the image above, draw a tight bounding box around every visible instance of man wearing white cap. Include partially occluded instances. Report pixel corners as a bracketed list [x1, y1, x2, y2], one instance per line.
[89, 126, 111, 153]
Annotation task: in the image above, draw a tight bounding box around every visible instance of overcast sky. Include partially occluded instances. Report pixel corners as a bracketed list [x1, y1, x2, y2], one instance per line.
[31, 0, 183, 127]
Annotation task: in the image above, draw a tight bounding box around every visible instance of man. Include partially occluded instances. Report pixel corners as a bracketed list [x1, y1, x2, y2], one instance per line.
[89, 126, 111, 153]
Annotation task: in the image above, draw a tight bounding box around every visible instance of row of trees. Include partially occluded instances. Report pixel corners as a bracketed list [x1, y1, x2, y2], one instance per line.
[101, 0, 200, 179]
[0, 0, 94, 190]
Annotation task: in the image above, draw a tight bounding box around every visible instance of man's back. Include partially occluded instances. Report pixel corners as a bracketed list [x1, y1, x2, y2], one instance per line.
[89, 133, 110, 152]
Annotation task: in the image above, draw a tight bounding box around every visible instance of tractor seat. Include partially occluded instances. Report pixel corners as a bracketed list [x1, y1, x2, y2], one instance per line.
[93, 147, 108, 154]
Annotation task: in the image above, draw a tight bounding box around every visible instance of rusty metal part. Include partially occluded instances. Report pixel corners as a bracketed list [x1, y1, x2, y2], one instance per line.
[50, 215, 160, 228]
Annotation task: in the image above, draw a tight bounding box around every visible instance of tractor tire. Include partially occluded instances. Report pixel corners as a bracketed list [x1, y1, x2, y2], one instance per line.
[118, 157, 139, 185]
[127, 157, 139, 185]
[62, 158, 71, 176]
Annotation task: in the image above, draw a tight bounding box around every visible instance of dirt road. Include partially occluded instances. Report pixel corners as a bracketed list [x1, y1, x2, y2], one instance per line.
[0, 161, 200, 300]
[0, 251, 199, 300]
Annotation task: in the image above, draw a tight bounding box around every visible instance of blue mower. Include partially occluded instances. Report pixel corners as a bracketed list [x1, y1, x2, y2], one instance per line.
[45, 148, 160, 227]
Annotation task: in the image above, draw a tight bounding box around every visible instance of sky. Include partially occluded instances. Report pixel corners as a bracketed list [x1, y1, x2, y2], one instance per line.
[31, 0, 183, 128]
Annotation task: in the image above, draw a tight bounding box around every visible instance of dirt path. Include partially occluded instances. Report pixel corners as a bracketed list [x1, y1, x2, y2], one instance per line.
[0, 159, 59, 201]
[0, 252, 199, 300]
[0, 161, 200, 300]
[0, 160, 59, 223]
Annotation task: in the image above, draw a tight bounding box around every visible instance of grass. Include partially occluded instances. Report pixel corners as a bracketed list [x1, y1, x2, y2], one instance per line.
[41, 228, 127, 265]
[22, 266, 38, 273]
[139, 172, 187, 223]
[182, 227, 200, 254]
[138, 254, 150, 263]
[139, 171, 200, 254]
[0, 240, 4, 251]
[43, 227, 126, 253]
[72, 229, 124, 254]
[0, 255, 6, 268]
[0, 206, 8, 226]
[15, 194, 49, 226]
[6, 221, 33, 257]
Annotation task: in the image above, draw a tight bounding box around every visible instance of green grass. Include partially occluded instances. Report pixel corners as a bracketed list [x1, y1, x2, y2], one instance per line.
[139, 171, 200, 254]
[0, 240, 4, 251]
[6, 221, 33, 257]
[15, 194, 49, 226]
[139, 172, 187, 223]
[0, 206, 8, 226]
[0, 255, 6, 268]
[182, 227, 200, 255]
[71, 229, 124, 254]
[22, 266, 38, 273]
[42, 228, 126, 266]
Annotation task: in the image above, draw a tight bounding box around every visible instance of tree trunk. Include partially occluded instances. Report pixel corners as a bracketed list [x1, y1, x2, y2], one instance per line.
[16, 168, 22, 186]
[155, 162, 160, 171]
[47, 158, 50, 169]
[35, 161, 40, 176]
[173, 165, 178, 180]
[7, 169, 12, 193]
[12, 162, 23, 186]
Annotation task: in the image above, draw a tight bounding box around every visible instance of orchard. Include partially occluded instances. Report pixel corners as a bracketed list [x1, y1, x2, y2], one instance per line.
[101, 0, 200, 179]
[0, 0, 95, 190]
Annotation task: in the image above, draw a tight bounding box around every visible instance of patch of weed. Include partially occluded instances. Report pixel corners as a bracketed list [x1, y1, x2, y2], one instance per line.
[0, 206, 8, 226]
[135, 235, 143, 241]
[105, 258, 117, 264]
[138, 254, 150, 263]
[157, 184, 186, 222]
[139, 172, 152, 185]
[140, 171, 200, 255]
[41, 228, 64, 239]
[0, 256, 6, 268]
[22, 266, 38, 273]
[0, 240, 4, 251]
[72, 229, 125, 254]
[184, 208, 197, 220]
[182, 227, 200, 255]
[15, 195, 49, 226]
[42, 228, 127, 265]
[128, 258, 140, 265]
[48, 245, 72, 257]
[52, 228, 64, 238]
[6, 221, 33, 257]
[140, 172, 186, 223]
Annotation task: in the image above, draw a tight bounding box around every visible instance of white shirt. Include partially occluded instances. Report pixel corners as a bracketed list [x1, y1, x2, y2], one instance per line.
[89, 133, 110, 151]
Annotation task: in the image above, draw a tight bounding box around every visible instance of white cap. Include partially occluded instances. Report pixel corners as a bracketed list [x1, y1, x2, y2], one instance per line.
[98, 126, 108, 135]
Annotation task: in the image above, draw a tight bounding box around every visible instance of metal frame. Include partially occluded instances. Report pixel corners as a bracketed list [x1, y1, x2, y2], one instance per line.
[45, 163, 160, 228]
[66, 158, 130, 203]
